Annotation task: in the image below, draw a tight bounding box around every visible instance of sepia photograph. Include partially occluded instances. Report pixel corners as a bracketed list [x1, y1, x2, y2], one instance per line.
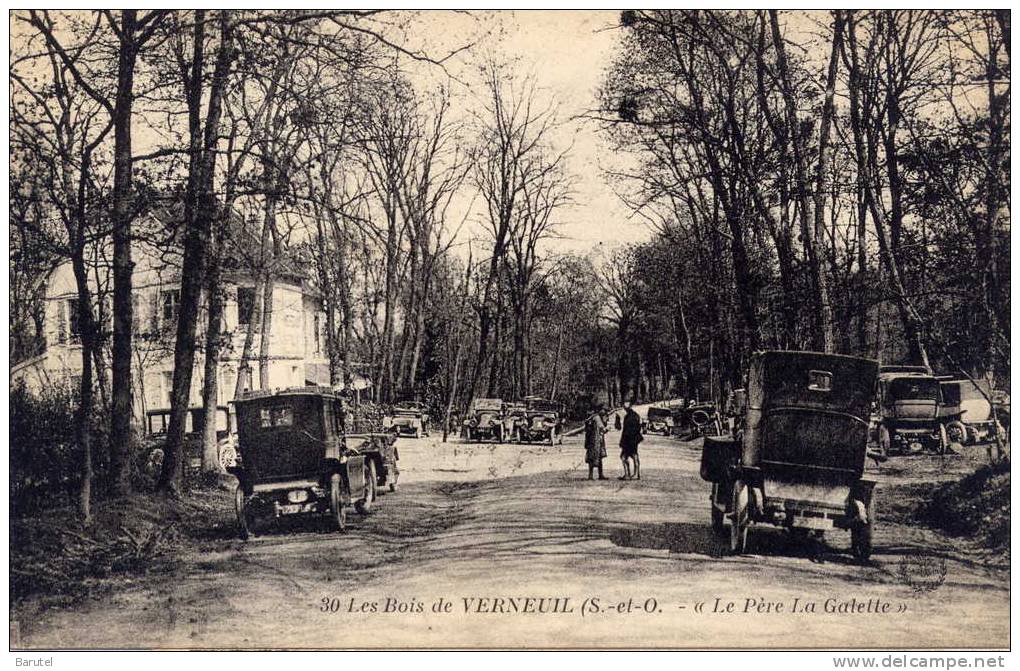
[7, 7, 1011, 653]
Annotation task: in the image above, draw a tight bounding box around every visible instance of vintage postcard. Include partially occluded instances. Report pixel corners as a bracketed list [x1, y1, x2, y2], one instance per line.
[8, 8, 1010, 653]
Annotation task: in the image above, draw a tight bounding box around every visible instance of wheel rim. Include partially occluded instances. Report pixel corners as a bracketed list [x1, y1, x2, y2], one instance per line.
[730, 480, 749, 552]
[147, 448, 164, 476]
[331, 474, 346, 531]
[235, 487, 250, 538]
[219, 446, 237, 470]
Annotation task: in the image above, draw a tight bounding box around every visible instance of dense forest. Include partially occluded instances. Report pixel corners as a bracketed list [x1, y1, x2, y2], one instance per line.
[9, 10, 1010, 517]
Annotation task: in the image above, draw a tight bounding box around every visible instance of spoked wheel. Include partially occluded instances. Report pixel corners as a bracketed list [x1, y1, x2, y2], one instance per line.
[850, 494, 875, 561]
[329, 473, 348, 532]
[730, 479, 750, 554]
[146, 447, 165, 478]
[946, 421, 967, 447]
[219, 444, 238, 471]
[710, 483, 726, 536]
[356, 460, 377, 514]
[235, 486, 252, 540]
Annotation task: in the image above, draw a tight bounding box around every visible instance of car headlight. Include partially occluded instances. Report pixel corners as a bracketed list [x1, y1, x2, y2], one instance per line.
[287, 489, 310, 504]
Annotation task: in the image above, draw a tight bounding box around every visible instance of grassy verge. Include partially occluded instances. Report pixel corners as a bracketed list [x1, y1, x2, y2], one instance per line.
[10, 482, 235, 608]
[916, 458, 1010, 554]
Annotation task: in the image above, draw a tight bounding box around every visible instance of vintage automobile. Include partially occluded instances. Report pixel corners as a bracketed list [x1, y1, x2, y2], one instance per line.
[515, 396, 564, 445]
[877, 365, 946, 455]
[227, 387, 399, 539]
[644, 406, 674, 436]
[143, 405, 239, 476]
[462, 398, 506, 442]
[700, 351, 880, 559]
[383, 401, 430, 438]
[671, 402, 723, 439]
[937, 377, 1001, 446]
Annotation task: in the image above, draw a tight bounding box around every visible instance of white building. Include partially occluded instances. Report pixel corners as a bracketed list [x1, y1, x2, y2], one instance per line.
[10, 209, 331, 422]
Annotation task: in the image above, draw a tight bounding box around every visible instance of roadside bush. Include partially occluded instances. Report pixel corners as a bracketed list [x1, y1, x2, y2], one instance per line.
[9, 382, 110, 516]
[917, 458, 1010, 553]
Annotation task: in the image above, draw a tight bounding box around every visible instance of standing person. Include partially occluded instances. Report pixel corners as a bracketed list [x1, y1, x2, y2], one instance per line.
[619, 400, 643, 480]
[584, 404, 608, 480]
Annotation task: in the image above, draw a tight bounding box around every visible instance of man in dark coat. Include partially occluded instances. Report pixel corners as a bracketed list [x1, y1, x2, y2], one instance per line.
[619, 400, 643, 480]
[584, 405, 608, 480]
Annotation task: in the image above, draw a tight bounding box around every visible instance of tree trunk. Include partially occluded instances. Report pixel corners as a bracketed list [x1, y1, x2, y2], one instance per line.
[109, 9, 140, 496]
[70, 254, 99, 521]
[160, 11, 231, 493]
[770, 10, 833, 352]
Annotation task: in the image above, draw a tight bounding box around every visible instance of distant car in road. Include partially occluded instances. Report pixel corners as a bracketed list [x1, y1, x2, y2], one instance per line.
[383, 401, 430, 438]
[463, 398, 506, 442]
[514, 396, 564, 445]
[877, 365, 946, 455]
[644, 406, 674, 435]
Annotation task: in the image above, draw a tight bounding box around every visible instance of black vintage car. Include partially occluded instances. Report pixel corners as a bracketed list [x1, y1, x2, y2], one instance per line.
[462, 398, 507, 442]
[670, 402, 723, 439]
[514, 397, 564, 445]
[700, 351, 879, 559]
[143, 405, 238, 475]
[877, 366, 946, 455]
[644, 406, 674, 435]
[383, 401, 429, 438]
[228, 387, 399, 539]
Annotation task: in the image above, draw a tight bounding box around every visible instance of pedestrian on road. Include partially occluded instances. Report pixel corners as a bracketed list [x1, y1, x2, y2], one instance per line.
[619, 400, 643, 480]
[584, 404, 608, 480]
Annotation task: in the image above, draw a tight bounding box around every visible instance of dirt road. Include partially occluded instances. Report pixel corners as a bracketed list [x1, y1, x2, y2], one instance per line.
[16, 432, 1009, 649]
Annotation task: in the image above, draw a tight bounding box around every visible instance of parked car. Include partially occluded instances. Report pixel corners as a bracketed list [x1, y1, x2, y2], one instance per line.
[700, 351, 880, 559]
[462, 398, 506, 442]
[143, 405, 238, 476]
[227, 387, 398, 539]
[937, 377, 1002, 446]
[383, 401, 429, 438]
[671, 402, 723, 439]
[515, 396, 564, 445]
[877, 365, 946, 455]
[644, 406, 674, 436]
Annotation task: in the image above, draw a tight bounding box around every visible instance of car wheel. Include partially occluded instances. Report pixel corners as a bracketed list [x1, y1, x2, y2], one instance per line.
[329, 473, 347, 532]
[356, 460, 377, 514]
[850, 494, 875, 561]
[730, 479, 749, 554]
[235, 486, 251, 540]
[146, 447, 165, 478]
[710, 483, 726, 535]
[218, 444, 238, 470]
[946, 421, 967, 446]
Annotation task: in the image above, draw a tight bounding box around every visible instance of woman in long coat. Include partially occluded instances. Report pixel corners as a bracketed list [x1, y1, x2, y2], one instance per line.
[584, 406, 608, 480]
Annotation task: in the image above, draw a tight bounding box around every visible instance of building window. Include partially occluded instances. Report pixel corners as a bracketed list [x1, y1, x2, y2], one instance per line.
[66, 298, 81, 343]
[162, 371, 173, 407]
[161, 290, 180, 330]
[237, 287, 256, 326]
